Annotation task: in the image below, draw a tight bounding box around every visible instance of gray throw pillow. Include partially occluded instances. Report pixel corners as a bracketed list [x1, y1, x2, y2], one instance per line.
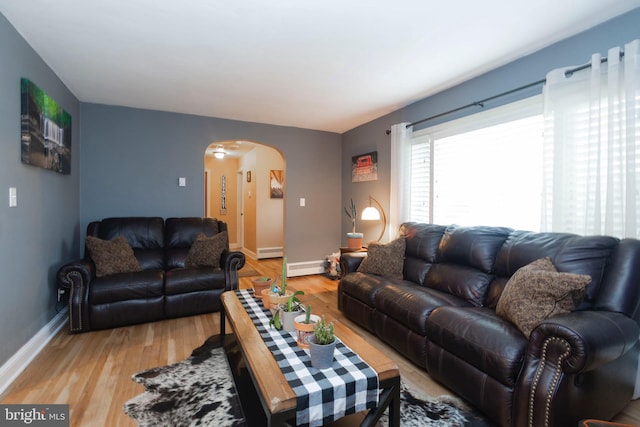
[185, 231, 228, 269]
[496, 257, 590, 337]
[357, 237, 406, 279]
[85, 235, 142, 278]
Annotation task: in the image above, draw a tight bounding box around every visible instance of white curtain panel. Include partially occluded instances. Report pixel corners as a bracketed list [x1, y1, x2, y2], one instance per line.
[542, 39, 640, 238]
[389, 122, 413, 237]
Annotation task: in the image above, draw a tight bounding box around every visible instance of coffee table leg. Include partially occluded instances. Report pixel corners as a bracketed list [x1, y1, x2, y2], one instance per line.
[361, 376, 400, 427]
[387, 376, 400, 427]
[220, 303, 226, 340]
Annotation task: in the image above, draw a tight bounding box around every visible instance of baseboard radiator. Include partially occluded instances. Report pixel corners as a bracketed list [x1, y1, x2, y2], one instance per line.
[257, 247, 284, 259]
[287, 260, 326, 277]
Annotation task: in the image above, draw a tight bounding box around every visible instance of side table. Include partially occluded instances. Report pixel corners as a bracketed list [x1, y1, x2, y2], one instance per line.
[340, 246, 368, 255]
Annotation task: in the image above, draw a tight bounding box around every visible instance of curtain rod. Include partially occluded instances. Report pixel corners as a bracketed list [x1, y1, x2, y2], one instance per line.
[385, 52, 624, 135]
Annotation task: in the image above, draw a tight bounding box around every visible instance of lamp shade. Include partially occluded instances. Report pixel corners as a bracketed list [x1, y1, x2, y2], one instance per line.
[360, 195, 387, 242]
[361, 206, 381, 220]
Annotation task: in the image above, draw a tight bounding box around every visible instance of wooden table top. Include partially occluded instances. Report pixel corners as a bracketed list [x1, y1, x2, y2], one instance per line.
[221, 290, 400, 415]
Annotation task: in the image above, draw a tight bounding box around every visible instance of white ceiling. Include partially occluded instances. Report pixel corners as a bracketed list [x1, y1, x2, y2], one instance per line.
[2, 1, 639, 133]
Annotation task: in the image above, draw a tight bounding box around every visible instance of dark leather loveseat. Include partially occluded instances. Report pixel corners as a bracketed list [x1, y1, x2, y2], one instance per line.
[338, 222, 640, 427]
[57, 217, 245, 333]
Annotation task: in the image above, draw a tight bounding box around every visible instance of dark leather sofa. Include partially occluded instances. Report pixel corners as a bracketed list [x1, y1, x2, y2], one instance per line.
[57, 217, 245, 333]
[338, 222, 640, 427]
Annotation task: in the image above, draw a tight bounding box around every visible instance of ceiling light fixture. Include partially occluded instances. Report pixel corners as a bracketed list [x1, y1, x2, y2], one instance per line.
[213, 146, 225, 159]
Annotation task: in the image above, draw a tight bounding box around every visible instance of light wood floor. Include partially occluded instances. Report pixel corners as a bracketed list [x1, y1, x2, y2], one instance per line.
[1, 256, 639, 426]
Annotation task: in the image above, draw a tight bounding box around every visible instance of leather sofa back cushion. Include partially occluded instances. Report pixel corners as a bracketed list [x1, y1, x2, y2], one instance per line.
[402, 223, 448, 284]
[424, 264, 494, 306]
[493, 231, 618, 307]
[496, 257, 591, 337]
[85, 235, 142, 277]
[165, 217, 221, 269]
[437, 226, 512, 273]
[88, 217, 165, 270]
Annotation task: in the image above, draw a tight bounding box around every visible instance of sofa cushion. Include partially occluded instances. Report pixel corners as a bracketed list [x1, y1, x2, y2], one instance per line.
[493, 231, 618, 308]
[401, 223, 448, 285]
[185, 231, 228, 269]
[165, 268, 227, 295]
[423, 264, 495, 307]
[87, 217, 165, 270]
[426, 306, 528, 388]
[85, 235, 142, 277]
[374, 282, 472, 335]
[89, 270, 164, 304]
[436, 226, 512, 273]
[165, 217, 223, 269]
[357, 237, 405, 279]
[496, 257, 591, 337]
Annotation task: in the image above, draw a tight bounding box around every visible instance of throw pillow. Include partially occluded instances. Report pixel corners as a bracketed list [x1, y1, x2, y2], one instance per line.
[85, 235, 142, 278]
[357, 237, 406, 279]
[496, 257, 591, 337]
[185, 231, 228, 269]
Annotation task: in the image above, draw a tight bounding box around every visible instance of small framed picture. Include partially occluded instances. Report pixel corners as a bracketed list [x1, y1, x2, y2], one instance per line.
[247, 171, 251, 182]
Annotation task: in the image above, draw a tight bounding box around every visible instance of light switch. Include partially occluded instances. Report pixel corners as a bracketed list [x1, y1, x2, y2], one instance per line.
[9, 187, 17, 207]
[178, 177, 186, 187]
[300, 198, 305, 207]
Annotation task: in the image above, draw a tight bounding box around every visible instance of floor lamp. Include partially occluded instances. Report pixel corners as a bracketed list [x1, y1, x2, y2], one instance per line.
[361, 195, 387, 243]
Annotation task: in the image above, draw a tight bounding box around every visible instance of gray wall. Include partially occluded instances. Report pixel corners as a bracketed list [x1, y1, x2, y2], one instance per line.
[80, 104, 342, 264]
[0, 14, 80, 366]
[342, 8, 640, 242]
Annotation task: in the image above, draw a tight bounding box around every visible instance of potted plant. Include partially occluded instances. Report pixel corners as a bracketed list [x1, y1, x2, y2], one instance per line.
[345, 198, 363, 250]
[294, 304, 320, 348]
[265, 256, 292, 312]
[271, 290, 304, 332]
[308, 314, 336, 369]
[252, 276, 273, 299]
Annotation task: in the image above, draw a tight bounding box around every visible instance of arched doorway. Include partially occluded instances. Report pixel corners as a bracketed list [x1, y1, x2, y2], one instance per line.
[204, 140, 285, 259]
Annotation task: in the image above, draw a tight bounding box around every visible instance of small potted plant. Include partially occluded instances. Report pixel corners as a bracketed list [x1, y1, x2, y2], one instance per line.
[308, 314, 336, 369]
[265, 256, 292, 312]
[252, 276, 273, 299]
[345, 198, 363, 250]
[271, 290, 304, 332]
[294, 304, 320, 348]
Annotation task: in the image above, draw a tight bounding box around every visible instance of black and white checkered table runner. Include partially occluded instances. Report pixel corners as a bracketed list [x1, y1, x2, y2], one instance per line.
[235, 289, 379, 427]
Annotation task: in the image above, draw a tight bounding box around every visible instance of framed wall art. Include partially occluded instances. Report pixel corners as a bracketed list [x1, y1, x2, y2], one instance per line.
[270, 170, 284, 199]
[20, 78, 72, 174]
[351, 151, 378, 182]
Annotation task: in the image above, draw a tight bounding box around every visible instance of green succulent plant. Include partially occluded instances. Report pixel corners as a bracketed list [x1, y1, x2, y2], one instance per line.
[313, 315, 335, 345]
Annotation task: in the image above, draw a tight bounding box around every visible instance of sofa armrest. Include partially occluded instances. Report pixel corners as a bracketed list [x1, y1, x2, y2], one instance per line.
[339, 252, 367, 275]
[56, 258, 95, 333]
[532, 310, 639, 372]
[221, 250, 246, 292]
[514, 310, 639, 426]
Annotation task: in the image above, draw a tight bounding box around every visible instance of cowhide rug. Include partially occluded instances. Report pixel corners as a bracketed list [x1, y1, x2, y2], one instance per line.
[123, 335, 246, 426]
[124, 335, 493, 427]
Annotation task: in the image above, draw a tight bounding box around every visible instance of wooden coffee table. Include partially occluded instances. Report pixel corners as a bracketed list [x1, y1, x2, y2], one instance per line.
[220, 290, 401, 426]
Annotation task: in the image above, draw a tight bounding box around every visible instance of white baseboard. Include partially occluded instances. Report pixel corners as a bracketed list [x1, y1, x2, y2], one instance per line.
[287, 259, 326, 277]
[0, 308, 68, 396]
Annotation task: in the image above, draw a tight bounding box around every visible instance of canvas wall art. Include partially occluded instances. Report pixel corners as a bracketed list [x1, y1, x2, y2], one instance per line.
[351, 151, 378, 182]
[270, 170, 284, 199]
[21, 78, 72, 174]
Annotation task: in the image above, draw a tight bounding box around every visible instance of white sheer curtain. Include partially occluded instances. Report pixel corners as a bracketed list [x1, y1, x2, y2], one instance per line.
[389, 122, 413, 237]
[542, 39, 640, 238]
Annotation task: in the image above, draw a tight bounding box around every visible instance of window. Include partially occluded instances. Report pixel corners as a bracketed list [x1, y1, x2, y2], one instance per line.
[410, 96, 544, 231]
